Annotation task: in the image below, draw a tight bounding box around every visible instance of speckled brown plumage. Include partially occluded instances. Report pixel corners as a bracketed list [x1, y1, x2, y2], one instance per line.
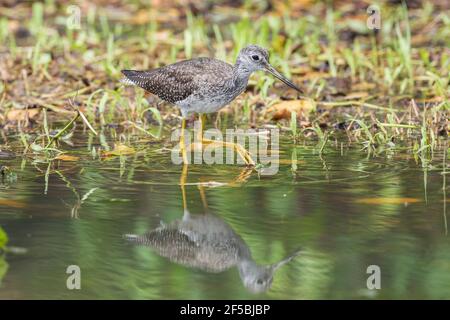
[121, 45, 303, 118]
[122, 57, 234, 104]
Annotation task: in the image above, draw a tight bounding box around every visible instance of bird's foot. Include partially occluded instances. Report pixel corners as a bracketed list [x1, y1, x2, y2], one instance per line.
[201, 139, 255, 166]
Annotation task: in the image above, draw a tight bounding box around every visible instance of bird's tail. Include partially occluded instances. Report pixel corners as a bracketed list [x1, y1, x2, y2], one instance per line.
[120, 70, 149, 87]
[123, 233, 155, 246]
[119, 77, 135, 86]
[123, 233, 140, 242]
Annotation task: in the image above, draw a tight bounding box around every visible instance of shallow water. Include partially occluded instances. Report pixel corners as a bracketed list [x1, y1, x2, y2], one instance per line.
[0, 130, 448, 299]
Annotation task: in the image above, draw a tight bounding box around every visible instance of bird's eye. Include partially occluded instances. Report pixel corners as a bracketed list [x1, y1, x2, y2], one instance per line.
[251, 55, 260, 61]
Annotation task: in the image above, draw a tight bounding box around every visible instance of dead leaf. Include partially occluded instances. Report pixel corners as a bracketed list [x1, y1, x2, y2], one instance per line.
[265, 100, 315, 120]
[0, 199, 26, 208]
[417, 96, 444, 103]
[355, 197, 421, 205]
[289, 65, 312, 75]
[6, 109, 40, 122]
[351, 82, 376, 91]
[272, 159, 306, 165]
[297, 71, 329, 81]
[103, 144, 136, 157]
[129, 9, 151, 25]
[342, 92, 369, 100]
[55, 154, 79, 162]
[274, 0, 313, 15]
[327, 77, 352, 95]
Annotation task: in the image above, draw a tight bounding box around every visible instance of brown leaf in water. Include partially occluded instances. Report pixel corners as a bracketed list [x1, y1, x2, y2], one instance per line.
[0, 199, 26, 208]
[6, 109, 40, 122]
[355, 197, 421, 205]
[272, 159, 306, 165]
[266, 100, 315, 120]
[54, 154, 79, 162]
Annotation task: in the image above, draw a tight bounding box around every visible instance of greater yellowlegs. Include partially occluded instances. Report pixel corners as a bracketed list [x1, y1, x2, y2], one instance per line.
[121, 45, 303, 165]
[124, 167, 301, 293]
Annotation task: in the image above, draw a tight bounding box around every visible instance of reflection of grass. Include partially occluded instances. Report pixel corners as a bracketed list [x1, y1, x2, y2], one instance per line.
[443, 149, 447, 235]
[0, 226, 8, 250]
[0, 226, 9, 286]
[0, 256, 8, 287]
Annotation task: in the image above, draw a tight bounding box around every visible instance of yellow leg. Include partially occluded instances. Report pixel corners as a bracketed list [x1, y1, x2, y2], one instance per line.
[197, 184, 208, 211]
[186, 113, 205, 154]
[187, 113, 255, 166]
[180, 118, 188, 165]
[180, 164, 188, 210]
[202, 138, 255, 166]
[235, 167, 254, 183]
[198, 113, 205, 142]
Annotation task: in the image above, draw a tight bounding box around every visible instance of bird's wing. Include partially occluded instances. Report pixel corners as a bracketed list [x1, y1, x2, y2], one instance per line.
[124, 228, 237, 273]
[121, 58, 231, 104]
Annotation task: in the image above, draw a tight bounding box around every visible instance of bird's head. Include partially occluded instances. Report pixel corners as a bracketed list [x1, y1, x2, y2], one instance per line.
[239, 264, 275, 294]
[238, 249, 302, 294]
[236, 45, 303, 93]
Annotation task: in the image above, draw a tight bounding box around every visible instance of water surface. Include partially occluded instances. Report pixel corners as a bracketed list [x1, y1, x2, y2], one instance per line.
[0, 131, 448, 299]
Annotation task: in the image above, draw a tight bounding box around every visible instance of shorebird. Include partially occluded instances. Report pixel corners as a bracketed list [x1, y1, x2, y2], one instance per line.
[124, 166, 301, 293]
[124, 212, 300, 293]
[121, 45, 303, 165]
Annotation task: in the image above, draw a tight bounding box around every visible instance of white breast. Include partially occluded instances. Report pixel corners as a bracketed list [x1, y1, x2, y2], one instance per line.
[177, 94, 236, 116]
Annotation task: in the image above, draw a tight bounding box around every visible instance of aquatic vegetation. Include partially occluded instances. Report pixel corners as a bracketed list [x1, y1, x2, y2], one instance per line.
[0, 227, 7, 251]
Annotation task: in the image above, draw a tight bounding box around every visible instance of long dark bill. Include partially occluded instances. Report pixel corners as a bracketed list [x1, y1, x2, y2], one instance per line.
[265, 65, 303, 94]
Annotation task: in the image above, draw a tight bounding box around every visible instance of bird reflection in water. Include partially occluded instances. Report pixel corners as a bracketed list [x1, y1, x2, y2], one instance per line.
[124, 165, 301, 293]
